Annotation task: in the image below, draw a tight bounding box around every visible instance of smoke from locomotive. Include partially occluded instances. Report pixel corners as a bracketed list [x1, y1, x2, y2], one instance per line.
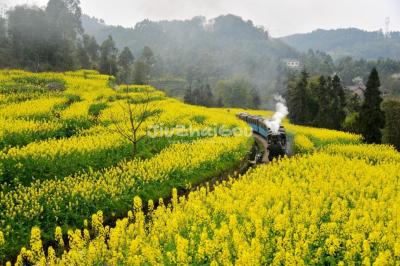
[264, 96, 289, 134]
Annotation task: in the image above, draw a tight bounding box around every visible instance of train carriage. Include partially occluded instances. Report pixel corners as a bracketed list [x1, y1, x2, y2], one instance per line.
[236, 112, 287, 160]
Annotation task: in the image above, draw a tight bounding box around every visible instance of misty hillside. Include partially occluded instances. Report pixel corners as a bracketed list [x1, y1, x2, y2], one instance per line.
[281, 28, 400, 60]
[82, 14, 298, 86]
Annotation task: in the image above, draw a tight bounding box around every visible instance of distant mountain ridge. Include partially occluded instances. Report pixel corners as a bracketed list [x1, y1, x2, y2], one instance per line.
[81, 15, 400, 98]
[280, 28, 400, 60]
[81, 14, 298, 86]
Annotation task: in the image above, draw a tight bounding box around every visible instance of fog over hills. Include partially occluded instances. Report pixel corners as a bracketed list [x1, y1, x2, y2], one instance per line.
[82, 14, 298, 87]
[281, 28, 400, 60]
[81, 14, 400, 101]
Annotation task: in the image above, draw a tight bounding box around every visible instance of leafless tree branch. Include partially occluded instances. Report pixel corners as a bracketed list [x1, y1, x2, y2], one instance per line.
[107, 90, 161, 158]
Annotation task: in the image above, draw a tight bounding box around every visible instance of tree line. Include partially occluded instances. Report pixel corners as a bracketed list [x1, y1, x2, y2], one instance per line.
[286, 67, 400, 147]
[0, 0, 153, 85]
[286, 71, 346, 130]
[183, 77, 261, 108]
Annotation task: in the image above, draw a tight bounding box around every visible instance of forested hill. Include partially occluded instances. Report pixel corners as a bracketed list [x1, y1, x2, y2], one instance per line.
[281, 28, 400, 60]
[82, 14, 298, 85]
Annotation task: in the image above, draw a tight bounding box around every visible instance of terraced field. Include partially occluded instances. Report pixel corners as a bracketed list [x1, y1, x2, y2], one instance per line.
[0, 70, 399, 265]
[0, 70, 252, 262]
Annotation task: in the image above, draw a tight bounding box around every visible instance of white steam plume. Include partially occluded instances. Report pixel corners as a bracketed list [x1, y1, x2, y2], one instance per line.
[265, 95, 289, 134]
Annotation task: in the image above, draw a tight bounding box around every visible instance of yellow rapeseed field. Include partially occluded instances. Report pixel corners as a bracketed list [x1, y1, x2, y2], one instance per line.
[1, 69, 398, 266]
[12, 142, 400, 265]
[0, 69, 252, 261]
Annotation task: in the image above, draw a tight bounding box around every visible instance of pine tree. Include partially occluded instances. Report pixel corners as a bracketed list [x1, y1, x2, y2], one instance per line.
[82, 34, 99, 68]
[117, 47, 134, 84]
[77, 42, 90, 69]
[99, 35, 118, 76]
[287, 69, 310, 125]
[381, 98, 400, 150]
[331, 74, 346, 129]
[359, 68, 385, 143]
[314, 76, 333, 128]
[133, 60, 149, 85]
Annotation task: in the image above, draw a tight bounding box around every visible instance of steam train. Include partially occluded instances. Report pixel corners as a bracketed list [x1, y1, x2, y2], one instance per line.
[237, 113, 287, 160]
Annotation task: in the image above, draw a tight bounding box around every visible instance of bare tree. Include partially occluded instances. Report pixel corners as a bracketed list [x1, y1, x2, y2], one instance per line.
[109, 91, 161, 157]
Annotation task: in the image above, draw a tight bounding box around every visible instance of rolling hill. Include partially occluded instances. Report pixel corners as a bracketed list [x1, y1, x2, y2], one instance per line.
[281, 28, 400, 60]
[82, 14, 298, 86]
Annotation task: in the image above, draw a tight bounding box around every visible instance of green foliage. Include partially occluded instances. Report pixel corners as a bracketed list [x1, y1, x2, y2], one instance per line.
[359, 68, 385, 144]
[342, 112, 360, 133]
[0, 137, 131, 186]
[313, 75, 346, 129]
[313, 76, 332, 127]
[117, 47, 135, 84]
[65, 94, 81, 104]
[300, 50, 334, 76]
[88, 102, 107, 118]
[386, 75, 400, 96]
[5, 1, 81, 71]
[184, 83, 214, 107]
[382, 98, 400, 150]
[287, 71, 347, 131]
[215, 77, 256, 108]
[0, 17, 9, 67]
[346, 93, 361, 113]
[99, 35, 118, 76]
[190, 115, 207, 124]
[133, 60, 150, 85]
[331, 75, 346, 127]
[287, 69, 311, 124]
[52, 94, 81, 115]
[11, 76, 66, 88]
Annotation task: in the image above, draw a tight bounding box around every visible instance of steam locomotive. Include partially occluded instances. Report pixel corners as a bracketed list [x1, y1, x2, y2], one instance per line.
[237, 113, 287, 160]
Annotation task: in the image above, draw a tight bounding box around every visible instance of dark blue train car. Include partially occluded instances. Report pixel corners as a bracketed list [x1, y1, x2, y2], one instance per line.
[237, 112, 286, 160]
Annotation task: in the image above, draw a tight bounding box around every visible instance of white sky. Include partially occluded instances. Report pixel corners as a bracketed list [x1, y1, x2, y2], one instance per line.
[3, 0, 400, 37]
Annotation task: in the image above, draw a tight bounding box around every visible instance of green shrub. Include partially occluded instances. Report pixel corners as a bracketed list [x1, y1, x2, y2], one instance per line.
[88, 102, 108, 118]
[342, 112, 360, 133]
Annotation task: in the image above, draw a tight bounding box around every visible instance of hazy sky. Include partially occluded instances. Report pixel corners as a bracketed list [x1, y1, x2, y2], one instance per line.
[3, 0, 400, 37]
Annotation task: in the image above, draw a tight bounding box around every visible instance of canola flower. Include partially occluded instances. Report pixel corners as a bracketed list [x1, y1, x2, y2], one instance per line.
[0, 69, 252, 261]
[0, 132, 132, 185]
[2, 69, 383, 265]
[0, 97, 66, 119]
[0, 69, 114, 119]
[293, 134, 314, 154]
[63, 69, 107, 78]
[285, 123, 362, 146]
[59, 100, 93, 121]
[0, 118, 63, 148]
[323, 143, 400, 164]
[13, 145, 400, 265]
[0, 136, 250, 259]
